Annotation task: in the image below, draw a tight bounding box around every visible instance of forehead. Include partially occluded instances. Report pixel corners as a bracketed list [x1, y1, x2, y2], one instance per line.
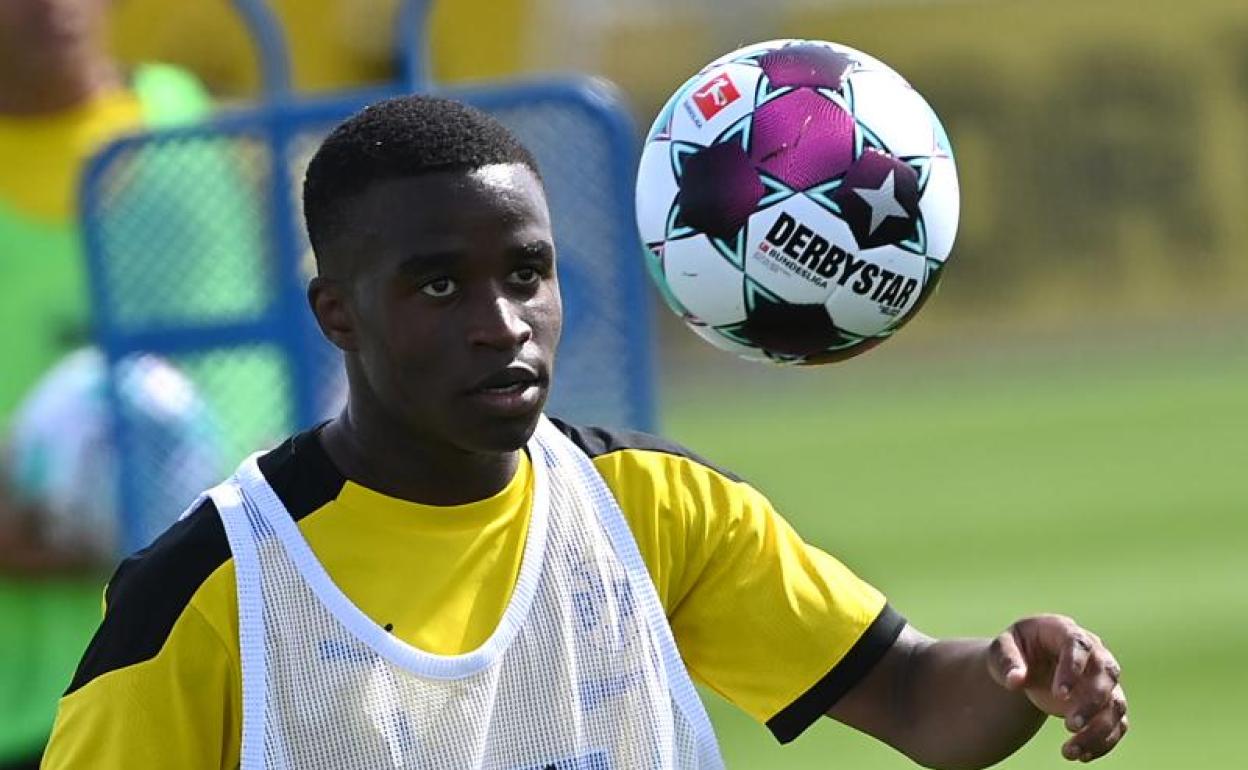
[345, 163, 551, 253]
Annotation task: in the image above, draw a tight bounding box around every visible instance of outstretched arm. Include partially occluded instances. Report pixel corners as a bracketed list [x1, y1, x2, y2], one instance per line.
[828, 615, 1127, 769]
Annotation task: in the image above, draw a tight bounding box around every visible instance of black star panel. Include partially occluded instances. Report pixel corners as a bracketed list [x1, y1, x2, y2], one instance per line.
[832, 149, 922, 250]
[722, 287, 857, 358]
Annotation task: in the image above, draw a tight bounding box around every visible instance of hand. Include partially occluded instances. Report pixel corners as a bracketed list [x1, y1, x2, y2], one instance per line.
[988, 614, 1128, 763]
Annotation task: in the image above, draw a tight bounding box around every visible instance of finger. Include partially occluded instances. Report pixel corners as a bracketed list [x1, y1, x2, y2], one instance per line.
[1013, 613, 1078, 652]
[1070, 682, 1126, 733]
[1053, 630, 1095, 700]
[1064, 712, 1129, 763]
[988, 629, 1028, 689]
[1063, 658, 1123, 730]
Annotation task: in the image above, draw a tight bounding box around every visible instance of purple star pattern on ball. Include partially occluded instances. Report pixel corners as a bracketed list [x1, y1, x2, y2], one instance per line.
[832, 149, 921, 249]
[758, 44, 855, 90]
[676, 142, 764, 240]
[749, 89, 855, 192]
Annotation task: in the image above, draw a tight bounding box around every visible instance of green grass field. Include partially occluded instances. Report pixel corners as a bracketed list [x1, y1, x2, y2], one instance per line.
[660, 319, 1247, 768]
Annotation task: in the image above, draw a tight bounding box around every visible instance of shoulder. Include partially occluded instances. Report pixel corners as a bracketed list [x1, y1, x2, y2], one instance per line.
[547, 416, 765, 536]
[66, 494, 231, 694]
[547, 416, 745, 485]
[546, 417, 767, 541]
[66, 428, 344, 693]
[255, 425, 347, 523]
[46, 494, 242, 768]
[548, 418, 770, 610]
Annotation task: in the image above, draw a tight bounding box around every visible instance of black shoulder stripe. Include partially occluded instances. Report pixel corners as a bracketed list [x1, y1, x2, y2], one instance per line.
[64, 428, 343, 695]
[765, 604, 907, 744]
[65, 496, 230, 695]
[256, 426, 346, 523]
[547, 416, 745, 483]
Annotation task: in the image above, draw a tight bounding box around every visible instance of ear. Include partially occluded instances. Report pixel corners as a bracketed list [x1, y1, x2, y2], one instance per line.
[308, 276, 358, 352]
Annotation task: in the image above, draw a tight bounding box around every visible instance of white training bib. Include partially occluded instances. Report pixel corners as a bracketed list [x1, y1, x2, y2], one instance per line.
[209, 416, 723, 770]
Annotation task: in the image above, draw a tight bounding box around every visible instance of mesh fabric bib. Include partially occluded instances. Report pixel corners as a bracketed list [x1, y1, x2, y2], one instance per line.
[209, 417, 723, 770]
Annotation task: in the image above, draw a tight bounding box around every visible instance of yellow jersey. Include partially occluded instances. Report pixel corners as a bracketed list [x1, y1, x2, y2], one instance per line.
[43, 419, 902, 767]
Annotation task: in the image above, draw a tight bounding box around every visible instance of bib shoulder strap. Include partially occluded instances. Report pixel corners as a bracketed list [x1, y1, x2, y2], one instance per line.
[205, 458, 270, 770]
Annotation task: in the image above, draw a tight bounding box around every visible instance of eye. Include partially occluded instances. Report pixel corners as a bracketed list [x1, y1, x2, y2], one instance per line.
[510, 267, 542, 286]
[420, 277, 457, 298]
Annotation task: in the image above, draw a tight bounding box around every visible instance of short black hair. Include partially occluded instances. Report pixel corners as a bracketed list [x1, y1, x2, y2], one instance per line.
[302, 95, 542, 273]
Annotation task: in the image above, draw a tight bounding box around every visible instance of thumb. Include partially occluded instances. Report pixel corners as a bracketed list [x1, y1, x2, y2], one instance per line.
[987, 629, 1029, 690]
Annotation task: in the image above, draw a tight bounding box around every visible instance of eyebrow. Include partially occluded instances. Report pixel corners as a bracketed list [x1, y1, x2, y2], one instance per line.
[395, 250, 464, 276]
[394, 240, 554, 276]
[512, 240, 555, 261]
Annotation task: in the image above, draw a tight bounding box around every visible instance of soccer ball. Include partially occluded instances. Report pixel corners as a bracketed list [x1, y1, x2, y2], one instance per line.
[3, 349, 222, 558]
[635, 40, 959, 364]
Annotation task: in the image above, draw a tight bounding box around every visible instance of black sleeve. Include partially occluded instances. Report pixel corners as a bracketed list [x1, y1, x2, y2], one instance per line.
[765, 604, 907, 744]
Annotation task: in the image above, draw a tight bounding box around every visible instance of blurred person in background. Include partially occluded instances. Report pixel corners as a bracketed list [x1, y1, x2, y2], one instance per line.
[0, 0, 216, 766]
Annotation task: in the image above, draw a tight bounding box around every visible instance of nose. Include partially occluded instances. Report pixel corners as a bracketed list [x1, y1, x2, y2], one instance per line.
[467, 294, 532, 351]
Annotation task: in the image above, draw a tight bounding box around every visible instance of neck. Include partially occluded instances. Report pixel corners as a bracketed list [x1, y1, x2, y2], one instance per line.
[319, 406, 521, 507]
[0, 49, 122, 115]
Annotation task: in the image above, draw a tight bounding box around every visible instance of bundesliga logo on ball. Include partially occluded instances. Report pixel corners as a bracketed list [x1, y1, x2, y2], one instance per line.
[635, 40, 960, 364]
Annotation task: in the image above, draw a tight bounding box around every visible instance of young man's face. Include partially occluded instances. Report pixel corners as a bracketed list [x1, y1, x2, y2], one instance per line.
[325, 163, 562, 454]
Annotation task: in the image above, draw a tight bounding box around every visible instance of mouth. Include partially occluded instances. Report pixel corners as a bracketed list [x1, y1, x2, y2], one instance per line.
[464, 364, 547, 416]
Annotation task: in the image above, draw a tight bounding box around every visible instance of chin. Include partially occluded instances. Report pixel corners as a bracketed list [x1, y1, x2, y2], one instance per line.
[462, 410, 544, 453]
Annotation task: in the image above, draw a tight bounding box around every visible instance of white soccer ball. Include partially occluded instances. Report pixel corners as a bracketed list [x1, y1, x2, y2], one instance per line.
[2, 349, 222, 557]
[635, 39, 960, 364]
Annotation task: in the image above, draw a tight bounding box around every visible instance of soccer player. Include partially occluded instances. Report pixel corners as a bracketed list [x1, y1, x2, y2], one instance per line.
[42, 96, 1127, 769]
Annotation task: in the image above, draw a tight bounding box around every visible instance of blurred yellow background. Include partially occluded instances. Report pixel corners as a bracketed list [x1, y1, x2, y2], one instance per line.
[108, 0, 1248, 329]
